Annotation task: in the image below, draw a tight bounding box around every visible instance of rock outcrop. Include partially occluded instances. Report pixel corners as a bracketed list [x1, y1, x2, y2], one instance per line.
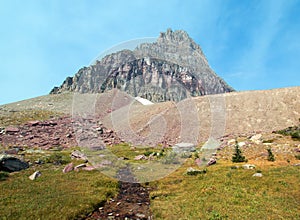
[51, 29, 234, 102]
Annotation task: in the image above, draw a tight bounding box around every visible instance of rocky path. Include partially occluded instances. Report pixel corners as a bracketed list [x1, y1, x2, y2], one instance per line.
[86, 166, 152, 220]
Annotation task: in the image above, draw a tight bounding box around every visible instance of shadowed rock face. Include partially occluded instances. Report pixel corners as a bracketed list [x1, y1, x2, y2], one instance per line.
[50, 29, 234, 102]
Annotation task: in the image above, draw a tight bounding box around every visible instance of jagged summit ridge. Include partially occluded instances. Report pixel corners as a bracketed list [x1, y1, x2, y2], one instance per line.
[51, 29, 234, 102]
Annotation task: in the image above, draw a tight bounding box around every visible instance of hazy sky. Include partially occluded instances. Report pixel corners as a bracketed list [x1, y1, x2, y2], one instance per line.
[0, 0, 300, 104]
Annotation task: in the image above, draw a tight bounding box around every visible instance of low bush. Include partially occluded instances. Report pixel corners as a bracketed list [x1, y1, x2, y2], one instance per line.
[232, 142, 246, 163]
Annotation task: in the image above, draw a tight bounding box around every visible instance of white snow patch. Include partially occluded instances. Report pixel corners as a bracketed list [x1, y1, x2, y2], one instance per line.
[134, 97, 154, 105]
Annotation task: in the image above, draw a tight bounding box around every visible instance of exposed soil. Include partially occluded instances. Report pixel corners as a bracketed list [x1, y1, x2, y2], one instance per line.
[86, 166, 152, 220]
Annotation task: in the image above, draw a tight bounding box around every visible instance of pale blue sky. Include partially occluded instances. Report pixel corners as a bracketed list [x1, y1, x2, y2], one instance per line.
[0, 0, 300, 104]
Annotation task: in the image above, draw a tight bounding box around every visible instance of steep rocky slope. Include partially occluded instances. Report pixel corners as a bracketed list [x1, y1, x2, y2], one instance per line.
[99, 87, 300, 146]
[51, 29, 234, 102]
[1, 86, 299, 148]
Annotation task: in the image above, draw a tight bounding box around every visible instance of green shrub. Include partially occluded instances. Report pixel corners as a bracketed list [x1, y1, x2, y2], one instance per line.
[209, 210, 228, 220]
[194, 152, 199, 159]
[0, 171, 9, 181]
[45, 152, 70, 165]
[232, 142, 246, 163]
[295, 155, 300, 160]
[161, 152, 180, 164]
[144, 150, 154, 157]
[267, 148, 275, 162]
[186, 169, 207, 176]
[291, 131, 300, 139]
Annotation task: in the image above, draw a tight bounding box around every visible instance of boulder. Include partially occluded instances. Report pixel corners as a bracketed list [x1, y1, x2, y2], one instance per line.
[238, 142, 246, 147]
[294, 148, 300, 153]
[172, 142, 195, 153]
[195, 158, 202, 166]
[71, 150, 88, 161]
[250, 134, 262, 144]
[82, 166, 96, 171]
[0, 154, 29, 172]
[63, 163, 74, 173]
[74, 163, 86, 170]
[207, 158, 217, 166]
[5, 126, 20, 134]
[29, 171, 41, 180]
[134, 155, 146, 160]
[135, 213, 146, 219]
[252, 173, 263, 177]
[227, 139, 236, 145]
[27, 120, 40, 126]
[242, 164, 256, 169]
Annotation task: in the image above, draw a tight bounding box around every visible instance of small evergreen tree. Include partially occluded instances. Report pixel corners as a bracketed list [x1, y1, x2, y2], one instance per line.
[232, 141, 246, 163]
[267, 148, 275, 161]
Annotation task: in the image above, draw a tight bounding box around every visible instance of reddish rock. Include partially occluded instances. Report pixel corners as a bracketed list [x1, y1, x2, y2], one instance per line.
[49, 121, 58, 126]
[106, 129, 113, 134]
[0, 116, 121, 150]
[294, 148, 300, 153]
[27, 120, 40, 126]
[5, 126, 20, 133]
[74, 163, 86, 171]
[63, 163, 74, 173]
[195, 158, 203, 166]
[82, 166, 96, 171]
[134, 155, 146, 160]
[207, 158, 217, 166]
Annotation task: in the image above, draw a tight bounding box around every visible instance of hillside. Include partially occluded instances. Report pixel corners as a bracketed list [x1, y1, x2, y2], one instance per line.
[1, 86, 300, 146]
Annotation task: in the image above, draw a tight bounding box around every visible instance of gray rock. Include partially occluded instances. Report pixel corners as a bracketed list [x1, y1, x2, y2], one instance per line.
[136, 213, 146, 218]
[71, 150, 88, 161]
[250, 134, 262, 144]
[29, 171, 41, 180]
[238, 142, 246, 147]
[0, 154, 29, 172]
[243, 164, 256, 169]
[252, 173, 263, 177]
[173, 142, 195, 153]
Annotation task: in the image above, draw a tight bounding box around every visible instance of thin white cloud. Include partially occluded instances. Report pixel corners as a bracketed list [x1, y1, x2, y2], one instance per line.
[236, 0, 295, 78]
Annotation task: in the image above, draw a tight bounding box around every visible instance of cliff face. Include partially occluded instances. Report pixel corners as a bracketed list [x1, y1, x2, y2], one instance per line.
[50, 29, 234, 102]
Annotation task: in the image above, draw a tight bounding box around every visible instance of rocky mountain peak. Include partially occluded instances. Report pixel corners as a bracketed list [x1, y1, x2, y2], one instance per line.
[50, 29, 234, 102]
[158, 29, 191, 43]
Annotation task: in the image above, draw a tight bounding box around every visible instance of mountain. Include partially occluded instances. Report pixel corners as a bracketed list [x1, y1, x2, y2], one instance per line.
[50, 29, 234, 102]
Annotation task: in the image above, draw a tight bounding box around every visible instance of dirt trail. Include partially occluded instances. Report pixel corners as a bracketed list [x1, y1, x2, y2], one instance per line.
[86, 166, 152, 220]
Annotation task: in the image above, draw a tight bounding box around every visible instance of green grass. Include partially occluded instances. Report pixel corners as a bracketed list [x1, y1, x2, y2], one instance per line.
[0, 150, 118, 220]
[276, 125, 300, 140]
[107, 143, 162, 161]
[0, 109, 62, 127]
[149, 160, 300, 219]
